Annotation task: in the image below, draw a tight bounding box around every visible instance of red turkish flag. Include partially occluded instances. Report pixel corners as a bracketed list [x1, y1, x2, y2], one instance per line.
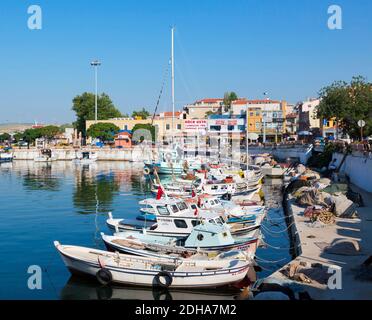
[156, 186, 164, 200]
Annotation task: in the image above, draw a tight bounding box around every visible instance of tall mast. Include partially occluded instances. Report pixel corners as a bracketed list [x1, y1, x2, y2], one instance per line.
[171, 27, 175, 143]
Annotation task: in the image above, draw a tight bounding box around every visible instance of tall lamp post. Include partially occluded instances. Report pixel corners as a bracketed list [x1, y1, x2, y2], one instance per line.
[91, 60, 101, 123]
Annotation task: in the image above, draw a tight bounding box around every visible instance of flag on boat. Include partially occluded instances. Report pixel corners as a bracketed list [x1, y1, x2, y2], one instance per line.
[194, 207, 198, 216]
[156, 186, 164, 200]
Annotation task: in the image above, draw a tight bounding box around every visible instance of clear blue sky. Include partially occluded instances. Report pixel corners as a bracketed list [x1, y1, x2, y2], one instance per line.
[1, 0, 371, 124]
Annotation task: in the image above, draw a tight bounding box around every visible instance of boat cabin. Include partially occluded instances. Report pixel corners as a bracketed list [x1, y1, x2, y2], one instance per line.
[183, 222, 235, 248]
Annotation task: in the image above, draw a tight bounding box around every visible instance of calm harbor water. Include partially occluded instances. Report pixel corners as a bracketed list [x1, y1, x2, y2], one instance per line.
[0, 161, 291, 300]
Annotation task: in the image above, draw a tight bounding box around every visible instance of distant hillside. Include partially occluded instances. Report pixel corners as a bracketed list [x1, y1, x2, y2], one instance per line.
[0, 123, 34, 133]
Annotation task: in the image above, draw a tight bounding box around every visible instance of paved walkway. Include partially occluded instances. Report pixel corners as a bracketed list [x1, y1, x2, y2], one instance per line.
[267, 185, 372, 299]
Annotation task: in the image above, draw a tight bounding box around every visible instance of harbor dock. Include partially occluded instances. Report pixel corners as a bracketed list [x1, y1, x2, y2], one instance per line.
[264, 183, 372, 299]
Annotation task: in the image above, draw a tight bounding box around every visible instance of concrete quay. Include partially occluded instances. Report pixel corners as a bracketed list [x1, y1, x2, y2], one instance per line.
[11, 146, 153, 162]
[266, 185, 372, 299]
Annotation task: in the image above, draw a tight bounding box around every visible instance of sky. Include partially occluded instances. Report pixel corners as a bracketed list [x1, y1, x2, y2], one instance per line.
[0, 0, 371, 124]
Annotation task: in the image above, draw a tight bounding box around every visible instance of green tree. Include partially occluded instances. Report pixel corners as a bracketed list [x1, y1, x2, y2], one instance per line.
[132, 108, 150, 120]
[22, 128, 43, 146]
[132, 123, 156, 142]
[40, 125, 62, 141]
[0, 133, 11, 142]
[223, 92, 238, 113]
[86, 123, 120, 142]
[317, 76, 372, 139]
[13, 132, 23, 143]
[72, 92, 122, 136]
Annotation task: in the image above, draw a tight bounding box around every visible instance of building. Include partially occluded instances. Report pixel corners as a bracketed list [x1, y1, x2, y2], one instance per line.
[298, 98, 321, 138]
[86, 112, 184, 144]
[183, 99, 224, 119]
[114, 130, 132, 148]
[231, 99, 287, 142]
[285, 112, 299, 137]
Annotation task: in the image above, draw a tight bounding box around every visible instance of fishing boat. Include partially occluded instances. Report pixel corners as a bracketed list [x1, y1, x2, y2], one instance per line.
[73, 151, 98, 164]
[102, 220, 259, 258]
[0, 150, 13, 163]
[34, 149, 57, 162]
[108, 196, 262, 238]
[54, 241, 253, 288]
[199, 179, 261, 199]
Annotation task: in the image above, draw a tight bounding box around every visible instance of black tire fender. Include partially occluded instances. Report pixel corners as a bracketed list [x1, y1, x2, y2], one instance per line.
[96, 268, 113, 286]
[154, 271, 173, 289]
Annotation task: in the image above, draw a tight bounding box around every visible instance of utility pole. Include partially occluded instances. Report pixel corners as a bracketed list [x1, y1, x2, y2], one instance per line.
[91, 60, 101, 123]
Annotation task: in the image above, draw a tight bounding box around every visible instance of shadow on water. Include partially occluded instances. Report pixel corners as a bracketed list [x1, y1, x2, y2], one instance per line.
[61, 276, 238, 301]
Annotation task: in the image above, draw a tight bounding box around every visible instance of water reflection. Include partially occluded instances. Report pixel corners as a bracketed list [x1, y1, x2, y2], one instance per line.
[73, 166, 120, 215]
[22, 164, 62, 192]
[61, 276, 237, 301]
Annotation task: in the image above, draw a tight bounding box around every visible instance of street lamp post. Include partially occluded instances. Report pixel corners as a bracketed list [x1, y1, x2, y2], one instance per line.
[91, 60, 101, 123]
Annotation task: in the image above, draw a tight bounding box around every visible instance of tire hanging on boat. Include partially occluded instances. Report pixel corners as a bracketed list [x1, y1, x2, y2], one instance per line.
[143, 167, 151, 175]
[96, 268, 113, 286]
[154, 271, 173, 288]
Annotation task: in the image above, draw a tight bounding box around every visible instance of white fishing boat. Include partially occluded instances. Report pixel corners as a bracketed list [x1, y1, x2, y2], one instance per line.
[54, 241, 252, 288]
[73, 151, 98, 164]
[102, 221, 259, 258]
[0, 151, 13, 163]
[108, 197, 262, 238]
[34, 149, 57, 162]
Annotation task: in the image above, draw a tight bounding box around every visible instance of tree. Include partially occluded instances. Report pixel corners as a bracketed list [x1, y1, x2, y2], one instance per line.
[223, 92, 238, 113]
[22, 128, 43, 146]
[72, 92, 122, 136]
[132, 108, 150, 120]
[0, 133, 11, 142]
[132, 123, 156, 142]
[317, 76, 372, 139]
[40, 125, 61, 141]
[86, 123, 120, 142]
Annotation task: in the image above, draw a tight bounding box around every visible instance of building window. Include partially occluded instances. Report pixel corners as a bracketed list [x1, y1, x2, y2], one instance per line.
[250, 112, 254, 117]
[166, 124, 170, 130]
[177, 124, 181, 130]
[210, 125, 221, 131]
[256, 112, 260, 116]
[124, 125, 128, 130]
[228, 125, 235, 131]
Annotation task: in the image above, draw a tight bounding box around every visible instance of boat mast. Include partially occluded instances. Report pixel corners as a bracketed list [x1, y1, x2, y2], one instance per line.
[171, 26, 175, 144]
[246, 102, 249, 173]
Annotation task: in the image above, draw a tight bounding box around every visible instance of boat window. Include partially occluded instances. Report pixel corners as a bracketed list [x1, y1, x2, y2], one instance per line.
[208, 219, 216, 224]
[157, 206, 170, 215]
[174, 219, 188, 229]
[211, 186, 218, 190]
[190, 204, 197, 210]
[191, 220, 201, 227]
[177, 202, 188, 211]
[171, 205, 179, 213]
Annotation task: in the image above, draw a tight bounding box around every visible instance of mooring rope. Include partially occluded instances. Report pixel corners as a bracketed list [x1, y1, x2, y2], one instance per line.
[259, 237, 300, 251]
[255, 255, 289, 264]
[260, 220, 296, 234]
